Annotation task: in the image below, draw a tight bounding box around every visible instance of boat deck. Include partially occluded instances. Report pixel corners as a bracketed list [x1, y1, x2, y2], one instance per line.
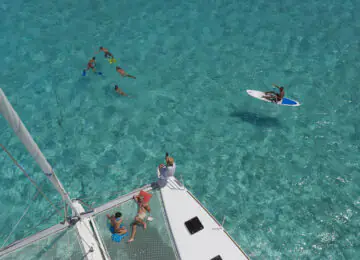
[1, 180, 249, 260]
[161, 177, 249, 260]
[0, 189, 179, 260]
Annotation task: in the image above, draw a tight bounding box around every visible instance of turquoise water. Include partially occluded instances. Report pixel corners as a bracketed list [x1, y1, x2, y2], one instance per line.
[1, 0, 360, 258]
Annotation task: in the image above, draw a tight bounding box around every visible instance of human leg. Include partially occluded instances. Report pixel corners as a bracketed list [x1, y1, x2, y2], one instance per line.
[128, 223, 137, 242]
[126, 73, 136, 79]
[116, 227, 127, 235]
[135, 216, 146, 229]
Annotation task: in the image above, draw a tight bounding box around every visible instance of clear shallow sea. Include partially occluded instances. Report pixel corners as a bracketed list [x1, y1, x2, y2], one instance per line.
[0, 0, 360, 258]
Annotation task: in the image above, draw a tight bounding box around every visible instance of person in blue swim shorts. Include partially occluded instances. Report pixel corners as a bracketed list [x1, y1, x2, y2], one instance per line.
[107, 212, 127, 235]
[263, 84, 284, 103]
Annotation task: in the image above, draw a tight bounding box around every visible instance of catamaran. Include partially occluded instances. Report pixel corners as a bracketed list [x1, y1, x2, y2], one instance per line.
[0, 88, 249, 260]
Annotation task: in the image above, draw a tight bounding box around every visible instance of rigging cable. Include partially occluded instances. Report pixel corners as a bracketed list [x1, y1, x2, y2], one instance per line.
[0, 144, 64, 217]
[1, 191, 40, 248]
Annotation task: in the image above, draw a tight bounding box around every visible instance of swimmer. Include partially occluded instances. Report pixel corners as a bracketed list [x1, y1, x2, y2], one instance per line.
[115, 85, 129, 97]
[97, 47, 113, 59]
[116, 66, 136, 79]
[263, 84, 284, 103]
[85, 57, 96, 72]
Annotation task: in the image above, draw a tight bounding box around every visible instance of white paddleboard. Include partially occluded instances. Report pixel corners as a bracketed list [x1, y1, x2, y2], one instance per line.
[246, 90, 301, 106]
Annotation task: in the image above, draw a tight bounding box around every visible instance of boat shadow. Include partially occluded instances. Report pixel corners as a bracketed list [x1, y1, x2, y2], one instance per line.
[230, 111, 282, 127]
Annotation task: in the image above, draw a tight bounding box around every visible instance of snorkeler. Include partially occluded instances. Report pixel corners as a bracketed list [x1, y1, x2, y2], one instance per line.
[82, 57, 97, 76]
[115, 85, 129, 97]
[263, 84, 284, 103]
[116, 66, 136, 79]
[97, 47, 114, 59]
[85, 57, 96, 72]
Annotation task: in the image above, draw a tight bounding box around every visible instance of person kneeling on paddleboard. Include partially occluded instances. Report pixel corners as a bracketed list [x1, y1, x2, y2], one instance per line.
[263, 84, 284, 103]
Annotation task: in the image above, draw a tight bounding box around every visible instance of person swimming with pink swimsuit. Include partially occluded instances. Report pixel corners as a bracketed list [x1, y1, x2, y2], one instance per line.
[116, 66, 136, 79]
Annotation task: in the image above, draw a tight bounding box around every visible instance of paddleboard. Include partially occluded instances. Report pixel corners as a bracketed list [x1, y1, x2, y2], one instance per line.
[246, 90, 301, 106]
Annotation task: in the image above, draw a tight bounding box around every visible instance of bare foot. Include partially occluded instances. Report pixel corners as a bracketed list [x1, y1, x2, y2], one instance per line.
[143, 223, 147, 229]
[127, 238, 134, 243]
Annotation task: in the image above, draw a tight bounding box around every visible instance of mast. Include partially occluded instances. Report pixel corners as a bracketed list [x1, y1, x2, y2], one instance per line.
[0, 88, 80, 217]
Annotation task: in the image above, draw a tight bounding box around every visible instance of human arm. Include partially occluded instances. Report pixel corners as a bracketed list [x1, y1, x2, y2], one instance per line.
[272, 84, 281, 89]
[160, 152, 169, 170]
[126, 74, 136, 79]
[133, 195, 145, 206]
[107, 214, 117, 227]
[120, 91, 128, 96]
[94, 48, 102, 55]
[133, 195, 140, 202]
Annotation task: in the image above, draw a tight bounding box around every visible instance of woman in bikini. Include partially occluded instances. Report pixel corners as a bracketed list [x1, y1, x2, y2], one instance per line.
[127, 196, 151, 243]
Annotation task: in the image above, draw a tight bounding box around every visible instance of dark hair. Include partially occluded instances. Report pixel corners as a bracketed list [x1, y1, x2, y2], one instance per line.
[115, 85, 118, 90]
[166, 152, 169, 157]
[115, 212, 122, 218]
[100, 46, 103, 49]
[92, 57, 96, 60]
[280, 87, 284, 91]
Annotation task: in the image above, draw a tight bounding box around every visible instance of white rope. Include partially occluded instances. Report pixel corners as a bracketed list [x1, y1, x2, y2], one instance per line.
[75, 213, 110, 259]
[77, 231, 95, 260]
[90, 218, 111, 259]
[81, 247, 94, 260]
[74, 218, 97, 254]
[67, 228, 71, 260]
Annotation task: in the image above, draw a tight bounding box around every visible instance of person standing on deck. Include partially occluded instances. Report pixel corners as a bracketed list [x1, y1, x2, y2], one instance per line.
[156, 153, 176, 188]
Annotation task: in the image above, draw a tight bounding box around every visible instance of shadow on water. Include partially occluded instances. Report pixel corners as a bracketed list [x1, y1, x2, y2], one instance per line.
[230, 111, 281, 127]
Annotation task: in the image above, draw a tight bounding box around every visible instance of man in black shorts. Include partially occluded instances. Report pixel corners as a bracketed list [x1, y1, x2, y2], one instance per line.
[263, 84, 285, 103]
